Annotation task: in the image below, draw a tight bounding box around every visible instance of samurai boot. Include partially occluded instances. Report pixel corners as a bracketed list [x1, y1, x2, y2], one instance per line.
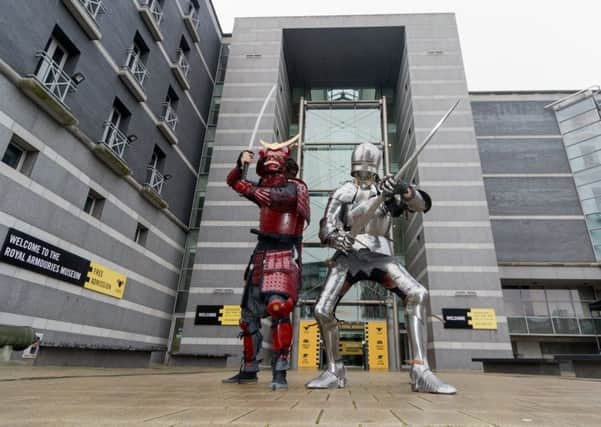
[305, 360, 346, 389]
[271, 369, 288, 390]
[222, 370, 258, 384]
[410, 365, 456, 394]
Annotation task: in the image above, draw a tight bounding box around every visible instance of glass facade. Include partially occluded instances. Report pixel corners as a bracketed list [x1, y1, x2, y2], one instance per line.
[551, 92, 601, 259]
[504, 286, 601, 336]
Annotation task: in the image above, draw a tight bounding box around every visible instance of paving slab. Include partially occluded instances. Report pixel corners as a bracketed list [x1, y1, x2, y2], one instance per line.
[1, 366, 600, 426]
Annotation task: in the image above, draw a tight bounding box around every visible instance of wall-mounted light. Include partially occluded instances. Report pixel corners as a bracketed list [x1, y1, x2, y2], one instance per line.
[164, 174, 173, 181]
[127, 134, 138, 143]
[71, 72, 85, 85]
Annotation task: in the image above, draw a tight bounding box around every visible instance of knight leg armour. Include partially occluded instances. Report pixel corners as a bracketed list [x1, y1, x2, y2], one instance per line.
[384, 263, 456, 394]
[305, 264, 349, 389]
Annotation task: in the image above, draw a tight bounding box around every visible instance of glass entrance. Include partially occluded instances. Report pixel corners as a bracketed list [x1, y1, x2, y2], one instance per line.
[296, 88, 404, 370]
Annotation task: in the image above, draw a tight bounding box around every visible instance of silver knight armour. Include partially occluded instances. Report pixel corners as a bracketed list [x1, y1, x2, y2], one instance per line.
[308, 173, 456, 394]
[351, 142, 381, 177]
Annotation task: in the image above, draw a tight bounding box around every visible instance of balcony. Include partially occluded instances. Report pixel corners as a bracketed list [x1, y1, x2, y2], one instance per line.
[508, 316, 601, 336]
[170, 50, 190, 90]
[182, 3, 201, 43]
[92, 122, 132, 176]
[118, 49, 148, 102]
[17, 51, 78, 126]
[136, 0, 163, 41]
[157, 103, 178, 145]
[62, 0, 105, 40]
[141, 166, 168, 209]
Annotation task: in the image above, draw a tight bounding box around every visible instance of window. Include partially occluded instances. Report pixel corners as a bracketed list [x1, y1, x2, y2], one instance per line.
[146, 146, 167, 194]
[176, 37, 191, 78]
[2, 136, 37, 175]
[2, 142, 26, 170]
[101, 99, 131, 158]
[83, 189, 104, 218]
[35, 28, 80, 103]
[134, 223, 148, 246]
[162, 87, 179, 131]
[125, 33, 149, 86]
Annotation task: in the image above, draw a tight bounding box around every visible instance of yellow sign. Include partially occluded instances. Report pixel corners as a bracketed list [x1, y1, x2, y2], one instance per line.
[339, 340, 363, 355]
[84, 262, 127, 299]
[297, 320, 320, 368]
[468, 308, 497, 330]
[365, 321, 388, 370]
[218, 305, 241, 326]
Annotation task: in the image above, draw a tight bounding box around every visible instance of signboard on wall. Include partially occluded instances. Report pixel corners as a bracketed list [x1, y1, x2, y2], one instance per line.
[194, 305, 241, 326]
[0, 228, 127, 299]
[442, 308, 497, 330]
[365, 321, 388, 370]
[297, 320, 320, 368]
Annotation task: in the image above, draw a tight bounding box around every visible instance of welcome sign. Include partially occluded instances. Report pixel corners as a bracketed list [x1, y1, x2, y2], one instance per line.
[1, 228, 127, 299]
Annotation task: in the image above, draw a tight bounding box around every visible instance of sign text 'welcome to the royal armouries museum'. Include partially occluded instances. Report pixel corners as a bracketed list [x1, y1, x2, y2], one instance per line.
[1, 228, 127, 299]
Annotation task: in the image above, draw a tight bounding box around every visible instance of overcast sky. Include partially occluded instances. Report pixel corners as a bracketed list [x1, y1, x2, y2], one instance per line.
[211, 1, 600, 92]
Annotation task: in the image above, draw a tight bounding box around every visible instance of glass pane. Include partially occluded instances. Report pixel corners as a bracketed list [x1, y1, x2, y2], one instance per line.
[579, 318, 596, 334]
[503, 299, 524, 316]
[566, 135, 601, 157]
[572, 287, 595, 301]
[574, 164, 601, 186]
[556, 97, 596, 122]
[558, 109, 600, 134]
[524, 301, 549, 316]
[589, 229, 601, 245]
[304, 108, 382, 144]
[526, 317, 553, 334]
[571, 151, 601, 172]
[502, 289, 521, 300]
[563, 124, 601, 146]
[2, 143, 24, 169]
[522, 289, 545, 300]
[552, 317, 579, 334]
[595, 319, 601, 333]
[302, 145, 355, 189]
[508, 317, 528, 334]
[548, 301, 575, 317]
[577, 182, 601, 200]
[586, 213, 601, 230]
[546, 289, 571, 301]
[304, 194, 329, 243]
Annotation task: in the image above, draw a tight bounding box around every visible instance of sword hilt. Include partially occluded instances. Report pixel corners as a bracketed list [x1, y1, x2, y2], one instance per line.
[241, 162, 249, 180]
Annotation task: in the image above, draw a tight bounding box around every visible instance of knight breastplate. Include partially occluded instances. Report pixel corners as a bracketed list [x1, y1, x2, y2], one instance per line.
[343, 184, 393, 255]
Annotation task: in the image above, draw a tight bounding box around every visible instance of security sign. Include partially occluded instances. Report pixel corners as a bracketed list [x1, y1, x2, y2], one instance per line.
[442, 308, 497, 330]
[365, 321, 388, 370]
[297, 320, 320, 368]
[195, 305, 241, 326]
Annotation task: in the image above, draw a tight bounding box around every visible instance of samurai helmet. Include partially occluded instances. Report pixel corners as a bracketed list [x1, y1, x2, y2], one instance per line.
[256, 134, 299, 177]
[351, 142, 381, 179]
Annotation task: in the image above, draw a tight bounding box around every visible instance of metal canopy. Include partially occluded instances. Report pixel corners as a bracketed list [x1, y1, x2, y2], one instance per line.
[283, 26, 405, 88]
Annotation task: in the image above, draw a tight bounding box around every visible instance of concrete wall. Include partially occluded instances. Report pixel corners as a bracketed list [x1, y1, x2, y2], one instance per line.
[0, 0, 221, 364]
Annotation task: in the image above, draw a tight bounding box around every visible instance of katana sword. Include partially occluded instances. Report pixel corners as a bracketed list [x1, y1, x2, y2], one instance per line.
[241, 83, 278, 179]
[350, 99, 461, 237]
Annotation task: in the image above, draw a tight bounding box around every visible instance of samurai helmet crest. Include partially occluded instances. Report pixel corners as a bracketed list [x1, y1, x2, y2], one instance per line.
[256, 134, 300, 177]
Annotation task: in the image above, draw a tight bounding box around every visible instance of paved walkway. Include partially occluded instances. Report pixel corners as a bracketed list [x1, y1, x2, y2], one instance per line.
[1, 366, 600, 426]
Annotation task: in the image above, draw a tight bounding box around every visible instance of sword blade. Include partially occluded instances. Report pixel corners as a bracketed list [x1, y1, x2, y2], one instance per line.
[350, 99, 461, 237]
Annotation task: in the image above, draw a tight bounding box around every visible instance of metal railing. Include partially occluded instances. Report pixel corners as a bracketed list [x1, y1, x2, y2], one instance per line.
[123, 49, 149, 87]
[101, 122, 129, 158]
[176, 49, 190, 79]
[145, 166, 166, 194]
[184, 1, 200, 27]
[34, 51, 75, 104]
[78, 0, 106, 21]
[508, 315, 601, 336]
[138, 0, 163, 26]
[161, 102, 178, 132]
